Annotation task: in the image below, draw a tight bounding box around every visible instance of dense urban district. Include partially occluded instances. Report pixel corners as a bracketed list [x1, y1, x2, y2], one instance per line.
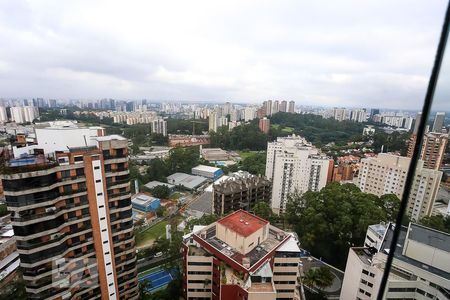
[0, 99, 449, 300]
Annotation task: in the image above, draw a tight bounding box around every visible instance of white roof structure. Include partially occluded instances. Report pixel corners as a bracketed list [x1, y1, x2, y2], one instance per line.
[277, 236, 301, 253]
[192, 165, 221, 173]
[167, 173, 207, 190]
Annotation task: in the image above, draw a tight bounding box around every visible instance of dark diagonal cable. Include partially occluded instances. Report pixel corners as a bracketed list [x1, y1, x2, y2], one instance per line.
[376, 3, 450, 299]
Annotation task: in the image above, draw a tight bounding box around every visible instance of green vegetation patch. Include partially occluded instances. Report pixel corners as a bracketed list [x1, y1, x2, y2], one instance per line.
[136, 220, 169, 247]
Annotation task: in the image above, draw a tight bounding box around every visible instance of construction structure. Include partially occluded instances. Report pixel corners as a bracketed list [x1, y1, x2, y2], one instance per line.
[212, 172, 272, 215]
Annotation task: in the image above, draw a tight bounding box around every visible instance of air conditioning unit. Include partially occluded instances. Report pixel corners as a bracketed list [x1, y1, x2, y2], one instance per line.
[45, 207, 57, 213]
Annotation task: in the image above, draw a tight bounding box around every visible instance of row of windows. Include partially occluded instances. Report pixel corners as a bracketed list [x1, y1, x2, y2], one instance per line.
[188, 288, 211, 292]
[187, 271, 212, 275]
[273, 272, 297, 276]
[276, 289, 295, 293]
[274, 262, 298, 267]
[362, 269, 375, 277]
[274, 281, 296, 284]
[188, 262, 212, 266]
[361, 278, 373, 288]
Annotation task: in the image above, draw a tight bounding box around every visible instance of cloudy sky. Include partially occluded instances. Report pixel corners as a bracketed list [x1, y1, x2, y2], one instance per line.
[0, 0, 448, 109]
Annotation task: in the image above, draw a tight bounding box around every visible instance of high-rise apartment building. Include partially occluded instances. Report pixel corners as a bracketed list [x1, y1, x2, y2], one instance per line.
[333, 108, 349, 121]
[8, 106, 39, 124]
[0, 106, 7, 123]
[266, 135, 333, 214]
[151, 118, 167, 136]
[212, 172, 272, 215]
[340, 223, 450, 299]
[419, 132, 448, 170]
[209, 112, 219, 132]
[1, 122, 138, 299]
[259, 117, 270, 134]
[182, 210, 301, 300]
[357, 153, 442, 222]
[264, 100, 273, 116]
[272, 100, 280, 115]
[279, 100, 287, 112]
[244, 107, 256, 122]
[288, 101, 295, 113]
[10, 106, 25, 124]
[432, 111, 445, 132]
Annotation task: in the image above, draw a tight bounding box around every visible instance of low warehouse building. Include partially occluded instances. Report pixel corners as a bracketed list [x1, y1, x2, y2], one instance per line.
[191, 164, 223, 180]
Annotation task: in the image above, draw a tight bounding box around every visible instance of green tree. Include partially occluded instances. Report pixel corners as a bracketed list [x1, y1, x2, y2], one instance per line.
[286, 183, 390, 268]
[241, 152, 266, 175]
[420, 215, 450, 233]
[146, 158, 169, 182]
[155, 206, 166, 218]
[252, 201, 273, 222]
[187, 214, 219, 229]
[166, 146, 200, 174]
[151, 185, 170, 199]
[377, 194, 401, 222]
[138, 279, 153, 300]
[0, 204, 8, 217]
[303, 267, 334, 291]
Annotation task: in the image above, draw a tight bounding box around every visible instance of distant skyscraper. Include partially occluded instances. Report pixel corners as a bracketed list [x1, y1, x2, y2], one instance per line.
[279, 100, 287, 112]
[244, 107, 256, 122]
[288, 100, 295, 113]
[370, 108, 380, 119]
[432, 112, 445, 132]
[265, 100, 273, 116]
[10, 107, 25, 124]
[272, 100, 280, 114]
[151, 118, 167, 136]
[208, 111, 219, 132]
[413, 112, 422, 134]
[0, 106, 7, 123]
[259, 117, 270, 134]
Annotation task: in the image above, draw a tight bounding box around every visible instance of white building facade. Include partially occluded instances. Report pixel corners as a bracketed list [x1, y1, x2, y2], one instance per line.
[266, 135, 332, 214]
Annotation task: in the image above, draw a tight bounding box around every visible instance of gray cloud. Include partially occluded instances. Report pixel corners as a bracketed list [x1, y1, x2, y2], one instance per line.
[0, 0, 448, 110]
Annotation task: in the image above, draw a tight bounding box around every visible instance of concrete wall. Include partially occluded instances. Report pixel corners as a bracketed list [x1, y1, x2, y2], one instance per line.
[216, 223, 267, 255]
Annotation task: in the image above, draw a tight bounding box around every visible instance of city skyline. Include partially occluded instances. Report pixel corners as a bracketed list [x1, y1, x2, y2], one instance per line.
[0, 1, 449, 110]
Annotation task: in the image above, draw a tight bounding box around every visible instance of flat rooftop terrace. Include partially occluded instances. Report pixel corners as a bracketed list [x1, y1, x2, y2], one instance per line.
[195, 223, 288, 270]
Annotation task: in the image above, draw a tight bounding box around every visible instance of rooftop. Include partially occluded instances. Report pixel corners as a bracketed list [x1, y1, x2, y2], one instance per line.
[96, 134, 127, 141]
[167, 172, 207, 190]
[217, 210, 268, 237]
[194, 221, 288, 271]
[353, 247, 377, 265]
[213, 173, 271, 194]
[368, 223, 387, 238]
[131, 193, 160, 206]
[380, 223, 450, 280]
[192, 164, 221, 173]
[144, 181, 175, 190]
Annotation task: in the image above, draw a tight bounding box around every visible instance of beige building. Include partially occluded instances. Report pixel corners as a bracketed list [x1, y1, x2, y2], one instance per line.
[357, 153, 442, 222]
[420, 132, 448, 170]
[341, 223, 450, 300]
[182, 210, 301, 300]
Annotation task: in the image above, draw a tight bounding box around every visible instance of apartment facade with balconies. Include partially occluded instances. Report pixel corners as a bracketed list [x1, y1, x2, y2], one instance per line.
[1, 122, 138, 300]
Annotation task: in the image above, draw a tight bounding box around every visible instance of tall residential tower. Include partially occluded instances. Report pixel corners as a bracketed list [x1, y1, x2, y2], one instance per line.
[1, 122, 138, 300]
